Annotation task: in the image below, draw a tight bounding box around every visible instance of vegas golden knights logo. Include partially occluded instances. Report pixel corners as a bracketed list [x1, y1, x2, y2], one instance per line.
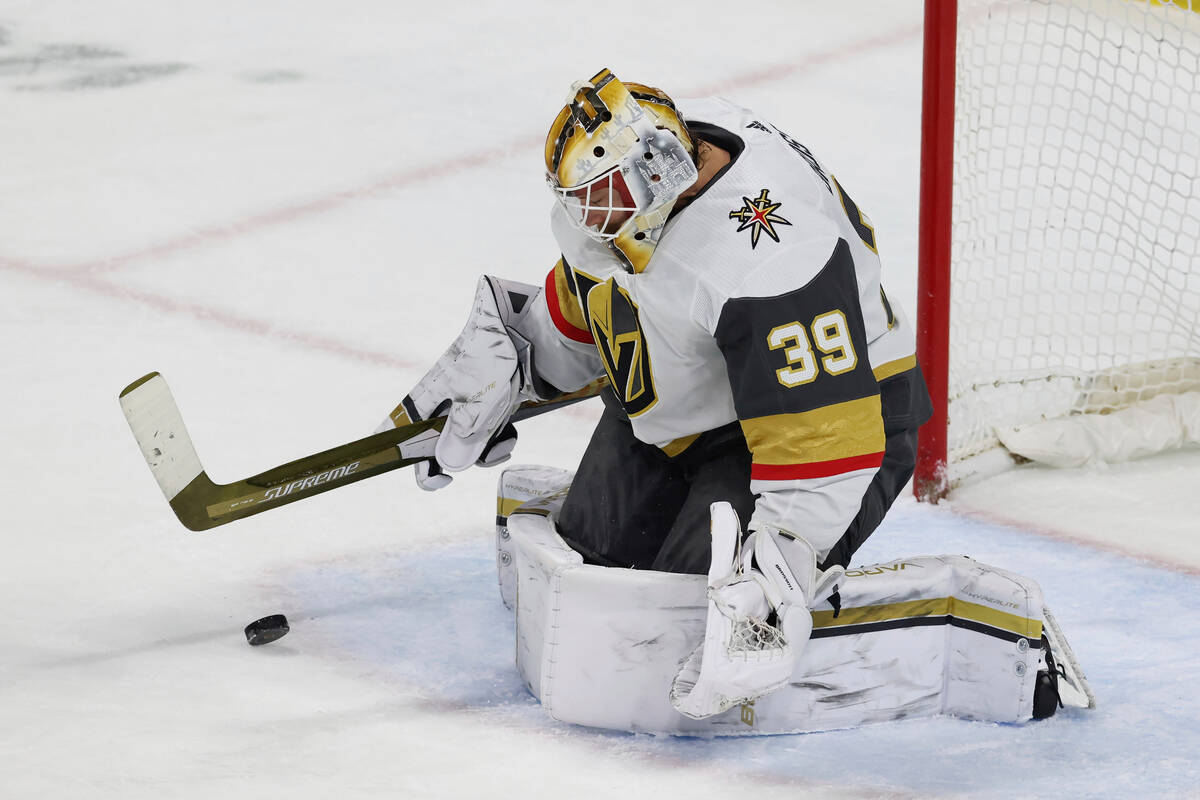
[587, 279, 658, 416]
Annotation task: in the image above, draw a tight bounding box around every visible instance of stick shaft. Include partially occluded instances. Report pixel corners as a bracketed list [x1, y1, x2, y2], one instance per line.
[121, 373, 604, 531]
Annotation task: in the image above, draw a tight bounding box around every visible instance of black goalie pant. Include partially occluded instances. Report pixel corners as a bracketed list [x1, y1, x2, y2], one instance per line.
[556, 405, 921, 575]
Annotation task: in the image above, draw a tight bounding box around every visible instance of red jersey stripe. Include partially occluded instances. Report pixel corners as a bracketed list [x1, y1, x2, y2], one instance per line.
[751, 452, 884, 481]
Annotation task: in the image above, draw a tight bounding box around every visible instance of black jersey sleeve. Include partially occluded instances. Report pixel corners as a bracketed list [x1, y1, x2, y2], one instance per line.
[713, 238, 885, 483]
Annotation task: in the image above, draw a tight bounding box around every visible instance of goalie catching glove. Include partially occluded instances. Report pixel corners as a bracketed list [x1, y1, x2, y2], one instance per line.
[381, 275, 553, 491]
[670, 502, 846, 720]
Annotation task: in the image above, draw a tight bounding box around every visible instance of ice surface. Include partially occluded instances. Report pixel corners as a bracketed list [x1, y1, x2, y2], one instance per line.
[1, 1, 1197, 797]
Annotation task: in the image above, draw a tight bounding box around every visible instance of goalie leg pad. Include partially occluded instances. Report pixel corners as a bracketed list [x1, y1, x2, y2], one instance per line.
[495, 464, 575, 610]
[504, 506, 1088, 735]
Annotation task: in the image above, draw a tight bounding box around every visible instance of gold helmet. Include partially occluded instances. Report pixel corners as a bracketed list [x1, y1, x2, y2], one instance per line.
[545, 69, 697, 272]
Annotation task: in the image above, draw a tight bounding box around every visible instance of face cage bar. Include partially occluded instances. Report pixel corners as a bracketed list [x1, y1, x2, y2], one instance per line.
[548, 166, 641, 242]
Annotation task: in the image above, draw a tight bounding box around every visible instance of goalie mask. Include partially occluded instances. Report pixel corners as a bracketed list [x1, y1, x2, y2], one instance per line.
[544, 69, 698, 272]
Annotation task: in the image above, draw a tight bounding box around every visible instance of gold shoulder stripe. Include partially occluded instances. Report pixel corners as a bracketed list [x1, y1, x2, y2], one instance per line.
[812, 596, 1043, 640]
[741, 395, 884, 466]
[872, 355, 917, 383]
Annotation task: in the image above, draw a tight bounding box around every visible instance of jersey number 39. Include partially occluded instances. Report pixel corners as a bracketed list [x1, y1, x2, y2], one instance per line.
[767, 311, 858, 388]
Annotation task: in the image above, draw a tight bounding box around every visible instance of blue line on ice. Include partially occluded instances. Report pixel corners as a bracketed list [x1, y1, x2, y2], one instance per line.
[286, 504, 1200, 798]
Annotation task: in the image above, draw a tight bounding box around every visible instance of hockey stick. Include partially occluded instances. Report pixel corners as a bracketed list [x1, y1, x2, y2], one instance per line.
[119, 372, 605, 532]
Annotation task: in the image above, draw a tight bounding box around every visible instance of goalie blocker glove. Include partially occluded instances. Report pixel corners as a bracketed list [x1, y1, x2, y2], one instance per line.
[670, 502, 845, 719]
[381, 275, 556, 491]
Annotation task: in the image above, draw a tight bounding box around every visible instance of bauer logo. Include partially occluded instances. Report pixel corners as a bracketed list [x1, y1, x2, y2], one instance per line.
[263, 462, 361, 501]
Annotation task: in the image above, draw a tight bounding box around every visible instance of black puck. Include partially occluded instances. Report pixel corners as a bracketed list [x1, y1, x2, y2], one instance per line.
[245, 614, 290, 646]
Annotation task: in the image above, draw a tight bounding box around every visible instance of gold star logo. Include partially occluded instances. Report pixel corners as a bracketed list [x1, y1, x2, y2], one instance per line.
[729, 189, 791, 249]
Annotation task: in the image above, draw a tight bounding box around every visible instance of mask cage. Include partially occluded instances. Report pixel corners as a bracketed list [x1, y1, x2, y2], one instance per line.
[548, 166, 639, 241]
[548, 126, 698, 243]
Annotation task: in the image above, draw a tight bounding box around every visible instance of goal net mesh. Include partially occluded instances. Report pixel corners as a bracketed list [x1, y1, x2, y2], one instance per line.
[947, 0, 1200, 470]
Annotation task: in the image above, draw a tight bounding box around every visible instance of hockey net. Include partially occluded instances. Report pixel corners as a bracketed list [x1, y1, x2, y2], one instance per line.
[917, 0, 1200, 495]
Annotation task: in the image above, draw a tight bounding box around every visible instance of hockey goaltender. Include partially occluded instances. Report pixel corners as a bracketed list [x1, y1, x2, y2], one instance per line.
[382, 69, 1093, 735]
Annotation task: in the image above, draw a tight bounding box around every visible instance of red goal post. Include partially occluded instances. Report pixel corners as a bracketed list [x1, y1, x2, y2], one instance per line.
[916, 0, 957, 501]
[914, 0, 1200, 500]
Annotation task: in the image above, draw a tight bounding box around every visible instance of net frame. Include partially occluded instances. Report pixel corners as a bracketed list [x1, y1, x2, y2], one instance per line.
[915, 0, 1200, 498]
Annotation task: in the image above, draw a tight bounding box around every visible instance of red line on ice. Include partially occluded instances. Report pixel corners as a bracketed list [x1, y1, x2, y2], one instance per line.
[0, 256, 416, 369]
[69, 143, 535, 277]
[48, 22, 924, 279]
[950, 504, 1200, 578]
[0, 21, 923, 367]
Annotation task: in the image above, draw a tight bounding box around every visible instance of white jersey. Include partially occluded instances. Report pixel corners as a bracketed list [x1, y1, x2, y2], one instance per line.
[522, 97, 922, 556]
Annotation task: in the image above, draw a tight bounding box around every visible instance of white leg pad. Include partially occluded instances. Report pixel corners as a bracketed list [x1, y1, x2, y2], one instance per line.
[495, 465, 575, 610]
[505, 507, 1079, 736]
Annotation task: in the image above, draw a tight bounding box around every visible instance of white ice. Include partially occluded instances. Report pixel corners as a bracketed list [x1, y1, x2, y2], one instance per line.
[1, 1, 1197, 797]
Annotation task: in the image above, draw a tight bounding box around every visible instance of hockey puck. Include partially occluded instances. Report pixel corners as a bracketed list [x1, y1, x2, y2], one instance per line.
[244, 614, 290, 646]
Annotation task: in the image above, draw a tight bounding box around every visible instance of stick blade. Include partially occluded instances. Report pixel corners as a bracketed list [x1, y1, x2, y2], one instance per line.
[1042, 606, 1097, 710]
[120, 372, 206, 505]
